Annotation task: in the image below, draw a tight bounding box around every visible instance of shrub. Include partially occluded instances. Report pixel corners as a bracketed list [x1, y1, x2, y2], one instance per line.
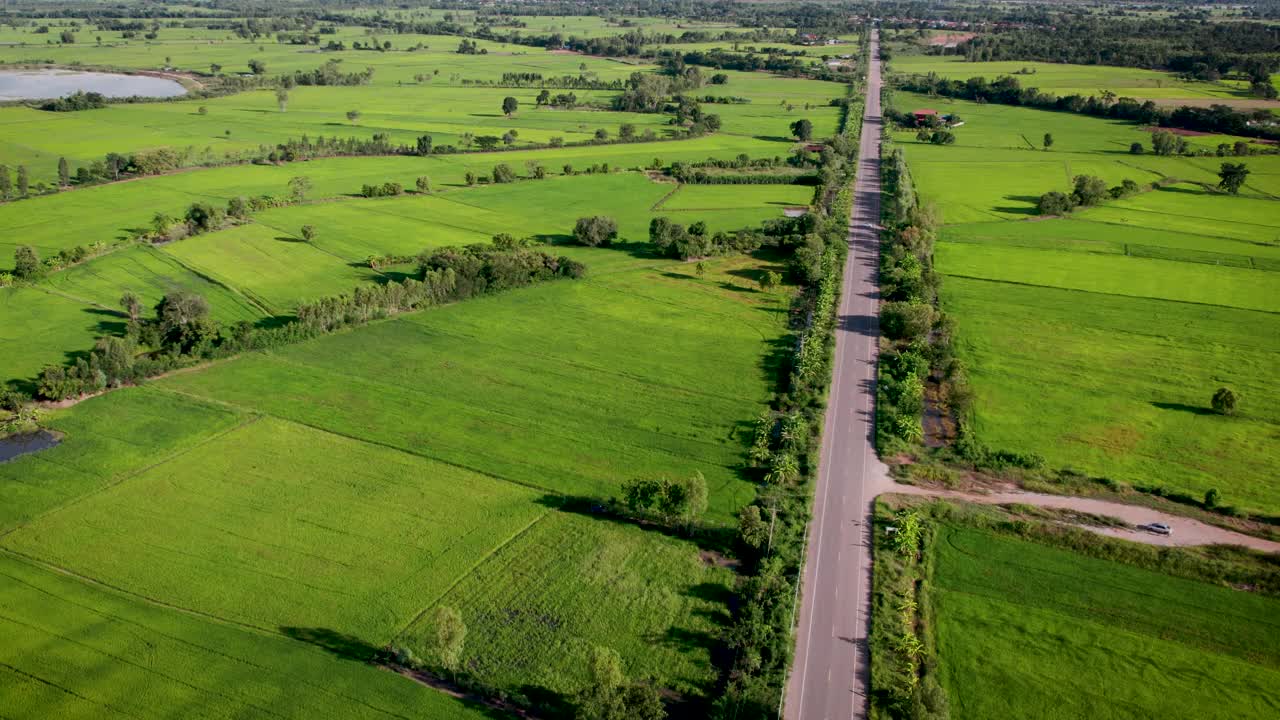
[880, 301, 935, 341]
[1036, 191, 1073, 216]
[572, 216, 618, 247]
[1211, 387, 1237, 415]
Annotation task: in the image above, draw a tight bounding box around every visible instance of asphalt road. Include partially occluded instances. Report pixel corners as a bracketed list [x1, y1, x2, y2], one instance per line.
[784, 29, 891, 720]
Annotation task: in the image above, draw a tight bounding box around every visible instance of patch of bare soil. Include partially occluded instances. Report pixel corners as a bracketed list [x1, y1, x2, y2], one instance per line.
[699, 548, 740, 569]
[1142, 125, 1212, 137]
[927, 32, 975, 46]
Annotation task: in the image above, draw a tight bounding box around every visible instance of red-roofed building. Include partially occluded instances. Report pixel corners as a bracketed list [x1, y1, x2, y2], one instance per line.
[912, 109, 939, 121]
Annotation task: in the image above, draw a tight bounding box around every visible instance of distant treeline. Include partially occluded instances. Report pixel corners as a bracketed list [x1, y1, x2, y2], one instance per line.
[895, 73, 1280, 142]
[953, 18, 1280, 84]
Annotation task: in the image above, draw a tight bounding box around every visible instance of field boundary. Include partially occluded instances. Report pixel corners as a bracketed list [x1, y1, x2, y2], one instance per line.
[650, 182, 683, 210]
[153, 245, 276, 318]
[0, 411, 262, 541]
[389, 509, 555, 642]
[940, 271, 1280, 315]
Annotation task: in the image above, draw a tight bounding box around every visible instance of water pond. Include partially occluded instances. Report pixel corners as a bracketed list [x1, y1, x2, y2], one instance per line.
[0, 429, 62, 463]
[0, 68, 186, 101]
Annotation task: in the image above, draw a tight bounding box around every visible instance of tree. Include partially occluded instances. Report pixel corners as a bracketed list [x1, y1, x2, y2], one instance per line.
[17, 165, 29, 198]
[474, 135, 501, 150]
[1129, 142, 1144, 155]
[0, 164, 9, 199]
[210, 63, 222, 74]
[426, 606, 466, 675]
[248, 58, 266, 74]
[300, 225, 316, 242]
[502, 96, 518, 116]
[789, 118, 813, 141]
[288, 176, 312, 202]
[619, 123, 636, 140]
[1151, 130, 1185, 156]
[1070, 174, 1108, 207]
[594, 128, 609, 141]
[1217, 162, 1250, 195]
[574, 646, 664, 720]
[60, 29, 76, 44]
[464, 171, 477, 186]
[1204, 488, 1221, 509]
[536, 89, 550, 106]
[1042, 132, 1053, 150]
[758, 270, 781, 291]
[1036, 191, 1073, 215]
[227, 196, 249, 218]
[346, 109, 361, 124]
[276, 87, 288, 112]
[58, 157, 70, 187]
[738, 505, 769, 548]
[703, 114, 722, 132]
[119, 291, 142, 321]
[415, 134, 433, 156]
[573, 216, 617, 247]
[502, 130, 517, 146]
[929, 130, 955, 145]
[880, 301, 935, 340]
[13, 246, 40, 279]
[1211, 387, 1238, 416]
[416, 176, 431, 194]
[492, 163, 516, 183]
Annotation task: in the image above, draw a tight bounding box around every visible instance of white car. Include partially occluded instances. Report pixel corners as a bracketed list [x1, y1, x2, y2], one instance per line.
[1144, 522, 1172, 536]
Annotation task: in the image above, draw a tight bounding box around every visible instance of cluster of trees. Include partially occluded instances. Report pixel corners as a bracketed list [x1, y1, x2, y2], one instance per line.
[618, 473, 708, 532]
[360, 181, 404, 198]
[38, 90, 107, 111]
[571, 216, 619, 247]
[647, 217, 762, 260]
[1036, 174, 1136, 215]
[285, 58, 374, 86]
[876, 149, 947, 449]
[897, 73, 1280, 142]
[33, 243, 585, 401]
[5, 239, 110, 283]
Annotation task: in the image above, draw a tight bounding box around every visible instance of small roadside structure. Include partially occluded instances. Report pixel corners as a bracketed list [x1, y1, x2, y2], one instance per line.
[911, 108, 940, 123]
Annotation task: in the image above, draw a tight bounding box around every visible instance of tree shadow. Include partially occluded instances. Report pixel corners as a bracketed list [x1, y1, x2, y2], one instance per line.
[81, 307, 127, 337]
[991, 194, 1040, 216]
[534, 494, 737, 555]
[279, 626, 381, 662]
[753, 134, 795, 143]
[1150, 400, 1215, 416]
[517, 684, 574, 719]
[273, 235, 306, 243]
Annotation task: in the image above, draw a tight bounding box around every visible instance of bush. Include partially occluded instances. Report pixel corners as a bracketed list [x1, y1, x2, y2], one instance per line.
[1036, 191, 1074, 216]
[572, 216, 618, 247]
[880, 301, 935, 341]
[1211, 387, 1238, 415]
[491, 163, 516, 183]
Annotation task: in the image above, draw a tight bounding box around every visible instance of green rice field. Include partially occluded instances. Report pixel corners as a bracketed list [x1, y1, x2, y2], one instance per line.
[891, 88, 1280, 516]
[0, 17, 834, 709]
[931, 525, 1280, 719]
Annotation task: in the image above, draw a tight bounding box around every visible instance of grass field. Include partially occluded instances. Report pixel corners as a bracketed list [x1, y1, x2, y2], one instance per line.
[890, 53, 1258, 100]
[404, 510, 733, 697]
[889, 86, 1280, 515]
[0, 553, 493, 719]
[932, 524, 1280, 718]
[153, 250, 792, 522]
[0, 17, 843, 714]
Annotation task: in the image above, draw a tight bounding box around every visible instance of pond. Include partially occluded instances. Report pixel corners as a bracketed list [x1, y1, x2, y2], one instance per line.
[0, 68, 187, 101]
[0, 429, 62, 463]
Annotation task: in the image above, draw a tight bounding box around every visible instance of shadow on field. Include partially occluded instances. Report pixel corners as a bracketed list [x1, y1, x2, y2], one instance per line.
[83, 307, 128, 336]
[992, 195, 1041, 215]
[534, 494, 737, 556]
[1150, 400, 1217, 416]
[273, 235, 307, 243]
[280, 626, 381, 662]
[752, 135, 794, 143]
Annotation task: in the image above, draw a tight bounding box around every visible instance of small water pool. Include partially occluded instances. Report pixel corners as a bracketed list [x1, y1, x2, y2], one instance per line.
[0, 68, 186, 101]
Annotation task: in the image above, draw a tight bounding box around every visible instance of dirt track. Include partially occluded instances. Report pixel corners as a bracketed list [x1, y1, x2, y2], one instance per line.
[887, 485, 1280, 553]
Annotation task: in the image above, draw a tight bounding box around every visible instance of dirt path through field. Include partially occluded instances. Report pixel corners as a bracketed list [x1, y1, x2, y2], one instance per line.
[886, 484, 1280, 553]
